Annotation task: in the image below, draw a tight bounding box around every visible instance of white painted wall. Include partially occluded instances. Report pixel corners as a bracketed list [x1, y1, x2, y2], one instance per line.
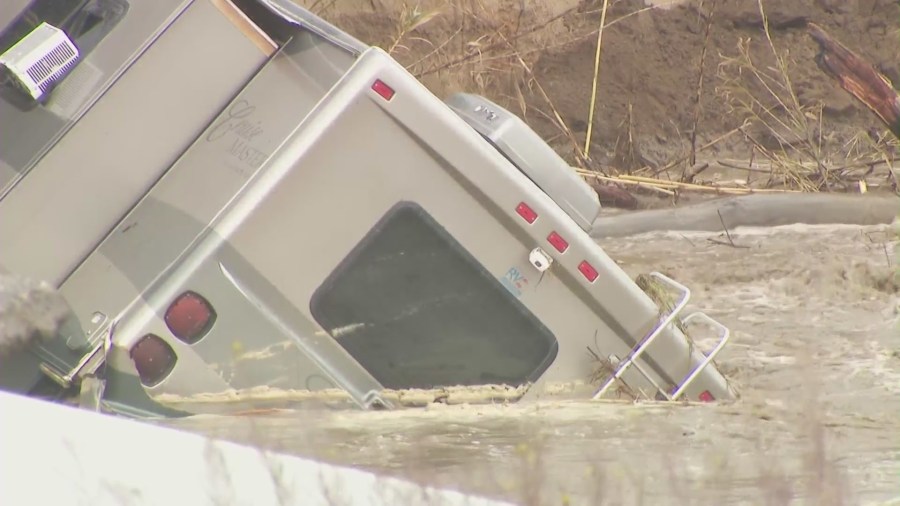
[0, 391, 514, 506]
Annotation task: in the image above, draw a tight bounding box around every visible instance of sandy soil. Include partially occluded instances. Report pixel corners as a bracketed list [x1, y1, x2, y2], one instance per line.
[165, 222, 900, 505]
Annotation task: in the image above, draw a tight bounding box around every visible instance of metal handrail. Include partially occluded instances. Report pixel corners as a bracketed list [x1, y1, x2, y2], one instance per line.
[669, 312, 730, 400]
[592, 272, 691, 400]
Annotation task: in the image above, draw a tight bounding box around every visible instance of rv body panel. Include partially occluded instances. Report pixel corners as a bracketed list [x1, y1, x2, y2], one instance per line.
[0, 0, 735, 411]
[0, 0, 267, 285]
[72, 46, 730, 409]
[57, 20, 368, 401]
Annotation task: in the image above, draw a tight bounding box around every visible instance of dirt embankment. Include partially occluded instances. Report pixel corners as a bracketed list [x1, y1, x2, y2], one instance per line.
[304, 0, 900, 174]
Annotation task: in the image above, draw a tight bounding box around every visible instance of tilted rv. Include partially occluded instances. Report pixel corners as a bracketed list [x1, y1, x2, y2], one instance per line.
[0, 0, 736, 417]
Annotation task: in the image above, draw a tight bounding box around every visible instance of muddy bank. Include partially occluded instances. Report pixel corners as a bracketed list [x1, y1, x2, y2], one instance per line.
[305, 0, 900, 170]
[527, 0, 900, 167]
[591, 192, 900, 237]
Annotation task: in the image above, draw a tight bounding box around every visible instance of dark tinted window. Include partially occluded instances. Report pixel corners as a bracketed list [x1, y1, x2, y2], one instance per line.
[310, 202, 558, 390]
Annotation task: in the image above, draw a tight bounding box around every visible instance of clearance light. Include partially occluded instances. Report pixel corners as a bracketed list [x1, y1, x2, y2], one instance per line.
[578, 260, 599, 282]
[547, 231, 568, 253]
[515, 202, 537, 224]
[372, 79, 395, 101]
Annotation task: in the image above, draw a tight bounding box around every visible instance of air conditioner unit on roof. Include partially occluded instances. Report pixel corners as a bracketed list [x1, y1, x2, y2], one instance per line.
[0, 22, 79, 100]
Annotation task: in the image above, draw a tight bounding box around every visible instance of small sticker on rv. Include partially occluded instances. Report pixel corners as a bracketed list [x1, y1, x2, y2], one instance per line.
[500, 267, 529, 297]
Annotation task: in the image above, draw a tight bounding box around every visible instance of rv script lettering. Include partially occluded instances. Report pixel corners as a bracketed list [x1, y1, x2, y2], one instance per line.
[206, 100, 269, 173]
[501, 267, 529, 297]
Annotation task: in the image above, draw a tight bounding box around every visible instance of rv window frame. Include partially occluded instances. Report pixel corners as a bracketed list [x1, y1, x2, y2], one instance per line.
[309, 201, 559, 390]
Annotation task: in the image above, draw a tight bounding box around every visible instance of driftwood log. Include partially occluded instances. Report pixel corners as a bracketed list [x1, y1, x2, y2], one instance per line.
[808, 23, 900, 139]
[590, 192, 899, 238]
[589, 180, 639, 209]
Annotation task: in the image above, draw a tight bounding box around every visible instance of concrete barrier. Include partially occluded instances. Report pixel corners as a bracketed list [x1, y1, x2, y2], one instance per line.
[0, 391, 514, 506]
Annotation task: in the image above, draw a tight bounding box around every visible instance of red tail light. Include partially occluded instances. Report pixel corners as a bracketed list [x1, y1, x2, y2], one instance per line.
[699, 390, 715, 402]
[130, 334, 177, 387]
[165, 291, 216, 344]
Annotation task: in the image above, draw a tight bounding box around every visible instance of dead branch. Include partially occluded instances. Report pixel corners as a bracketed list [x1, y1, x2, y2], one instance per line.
[808, 23, 900, 139]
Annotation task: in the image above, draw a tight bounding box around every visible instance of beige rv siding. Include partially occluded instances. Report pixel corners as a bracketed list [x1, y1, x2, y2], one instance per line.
[0, 0, 267, 285]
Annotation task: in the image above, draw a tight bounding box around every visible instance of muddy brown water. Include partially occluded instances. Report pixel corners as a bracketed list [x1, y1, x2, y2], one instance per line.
[162, 223, 899, 505]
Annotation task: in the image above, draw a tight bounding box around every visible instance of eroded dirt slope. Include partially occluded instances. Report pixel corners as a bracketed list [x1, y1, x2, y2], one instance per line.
[304, 0, 900, 171]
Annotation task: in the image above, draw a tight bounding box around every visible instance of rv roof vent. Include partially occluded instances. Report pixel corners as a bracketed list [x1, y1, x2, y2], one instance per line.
[0, 22, 79, 100]
[446, 93, 601, 232]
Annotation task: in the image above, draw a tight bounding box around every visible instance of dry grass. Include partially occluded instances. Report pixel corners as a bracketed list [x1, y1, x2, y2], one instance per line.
[583, 0, 611, 160]
[384, 3, 442, 55]
[712, 1, 899, 195]
[306, 0, 670, 169]
[688, 0, 719, 168]
[300, 0, 900, 202]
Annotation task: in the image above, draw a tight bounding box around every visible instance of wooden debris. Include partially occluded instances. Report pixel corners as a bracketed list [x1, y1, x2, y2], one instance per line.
[808, 23, 900, 139]
[578, 170, 802, 195]
[589, 180, 639, 209]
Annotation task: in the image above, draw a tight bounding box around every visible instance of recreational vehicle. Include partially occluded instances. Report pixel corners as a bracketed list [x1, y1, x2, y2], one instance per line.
[0, 0, 736, 417]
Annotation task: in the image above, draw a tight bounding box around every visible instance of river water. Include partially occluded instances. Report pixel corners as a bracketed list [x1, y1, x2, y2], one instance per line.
[163, 222, 899, 505]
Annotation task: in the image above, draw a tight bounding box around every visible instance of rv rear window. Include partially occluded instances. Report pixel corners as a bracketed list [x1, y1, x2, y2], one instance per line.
[310, 202, 558, 390]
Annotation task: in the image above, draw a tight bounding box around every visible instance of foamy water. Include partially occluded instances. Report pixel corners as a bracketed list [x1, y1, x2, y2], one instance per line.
[163, 223, 899, 504]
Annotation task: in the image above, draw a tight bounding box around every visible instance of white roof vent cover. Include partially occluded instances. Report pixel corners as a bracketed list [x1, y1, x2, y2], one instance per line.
[0, 22, 79, 100]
